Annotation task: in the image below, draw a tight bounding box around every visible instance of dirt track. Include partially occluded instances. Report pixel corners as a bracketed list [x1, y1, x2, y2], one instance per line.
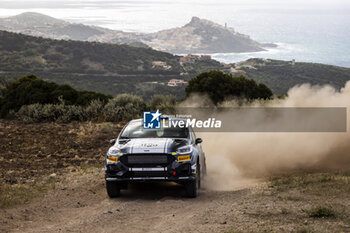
[1, 168, 350, 233]
[1, 121, 350, 232]
[1, 170, 254, 233]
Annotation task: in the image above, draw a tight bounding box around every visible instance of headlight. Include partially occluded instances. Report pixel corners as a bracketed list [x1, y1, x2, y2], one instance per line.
[176, 145, 193, 154]
[108, 148, 121, 156]
[106, 148, 122, 163]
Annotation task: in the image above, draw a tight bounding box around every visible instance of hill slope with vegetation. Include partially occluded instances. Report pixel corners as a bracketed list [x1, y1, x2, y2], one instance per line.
[0, 30, 181, 75]
[238, 59, 350, 94]
[1, 30, 350, 98]
[0, 30, 224, 99]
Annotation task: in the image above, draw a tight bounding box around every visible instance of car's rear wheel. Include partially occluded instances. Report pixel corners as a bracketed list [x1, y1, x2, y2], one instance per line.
[106, 181, 121, 198]
[185, 162, 200, 198]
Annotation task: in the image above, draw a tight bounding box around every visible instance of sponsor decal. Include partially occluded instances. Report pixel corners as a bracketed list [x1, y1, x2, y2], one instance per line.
[177, 155, 191, 162]
[140, 143, 159, 147]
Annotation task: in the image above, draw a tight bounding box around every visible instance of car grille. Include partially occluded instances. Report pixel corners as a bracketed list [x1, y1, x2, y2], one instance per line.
[132, 171, 168, 177]
[120, 154, 174, 167]
[128, 155, 168, 164]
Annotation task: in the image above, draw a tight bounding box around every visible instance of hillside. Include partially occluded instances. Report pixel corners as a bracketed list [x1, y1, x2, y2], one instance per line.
[0, 12, 135, 43]
[0, 12, 270, 53]
[1, 30, 350, 99]
[235, 59, 350, 94]
[0, 30, 182, 75]
[0, 30, 223, 99]
[142, 17, 268, 53]
[0, 12, 65, 29]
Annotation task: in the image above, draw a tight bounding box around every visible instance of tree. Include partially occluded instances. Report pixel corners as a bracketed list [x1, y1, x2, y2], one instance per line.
[0, 75, 111, 117]
[185, 70, 273, 104]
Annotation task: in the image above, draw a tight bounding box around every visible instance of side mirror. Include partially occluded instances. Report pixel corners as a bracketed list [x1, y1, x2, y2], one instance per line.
[195, 138, 202, 144]
[109, 139, 116, 145]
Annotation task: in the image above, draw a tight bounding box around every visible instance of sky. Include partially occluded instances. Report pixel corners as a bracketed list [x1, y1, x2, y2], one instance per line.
[0, 0, 349, 7]
[0, 0, 349, 25]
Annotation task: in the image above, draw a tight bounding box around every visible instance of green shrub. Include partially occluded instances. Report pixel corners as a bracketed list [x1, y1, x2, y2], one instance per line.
[309, 206, 337, 218]
[103, 94, 146, 122]
[83, 99, 105, 122]
[57, 105, 85, 123]
[16, 103, 45, 123]
[41, 104, 64, 121]
[297, 227, 314, 233]
[185, 70, 273, 104]
[0, 79, 8, 99]
[0, 75, 111, 117]
[149, 94, 177, 114]
[14, 93, 180, 123]
[76, 91, 111, 106]
[16, 103, 85, 123]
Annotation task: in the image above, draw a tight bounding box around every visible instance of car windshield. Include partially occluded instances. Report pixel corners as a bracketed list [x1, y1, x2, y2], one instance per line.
[120, 121, 189, 139]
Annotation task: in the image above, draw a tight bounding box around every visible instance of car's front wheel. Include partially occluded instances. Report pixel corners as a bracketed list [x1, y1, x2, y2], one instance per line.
[185, 163, 200, 198]
[106, 181, 121, 198]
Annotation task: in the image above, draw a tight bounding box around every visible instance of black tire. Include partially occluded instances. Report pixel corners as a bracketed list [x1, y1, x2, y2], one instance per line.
[106, 181, 121, 198]
[198, 163, 201, 189]
[185, 162, 200, 198]
[203, 158, 207, 177]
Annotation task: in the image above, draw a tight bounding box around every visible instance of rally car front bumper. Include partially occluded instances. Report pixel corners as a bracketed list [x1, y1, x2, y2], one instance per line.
[105, 153, 196, 181]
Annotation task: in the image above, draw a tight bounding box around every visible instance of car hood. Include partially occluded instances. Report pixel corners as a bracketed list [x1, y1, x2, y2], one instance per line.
[115, 138, 188, 154]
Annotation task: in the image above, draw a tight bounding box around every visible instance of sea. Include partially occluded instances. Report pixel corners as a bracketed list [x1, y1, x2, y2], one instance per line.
[0, 0, 349, 67]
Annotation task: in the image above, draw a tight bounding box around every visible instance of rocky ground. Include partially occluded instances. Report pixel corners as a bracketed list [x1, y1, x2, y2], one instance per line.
[0, 120, 349, 233]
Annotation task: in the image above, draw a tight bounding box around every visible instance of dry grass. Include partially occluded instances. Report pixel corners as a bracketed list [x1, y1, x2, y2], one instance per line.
[269, 172, 350, 196]
[264, 171, 350, 229]
[0, 177, 56, 208]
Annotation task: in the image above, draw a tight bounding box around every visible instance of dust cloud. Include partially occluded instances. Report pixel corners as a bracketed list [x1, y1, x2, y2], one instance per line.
[182, 82, 350, 191]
